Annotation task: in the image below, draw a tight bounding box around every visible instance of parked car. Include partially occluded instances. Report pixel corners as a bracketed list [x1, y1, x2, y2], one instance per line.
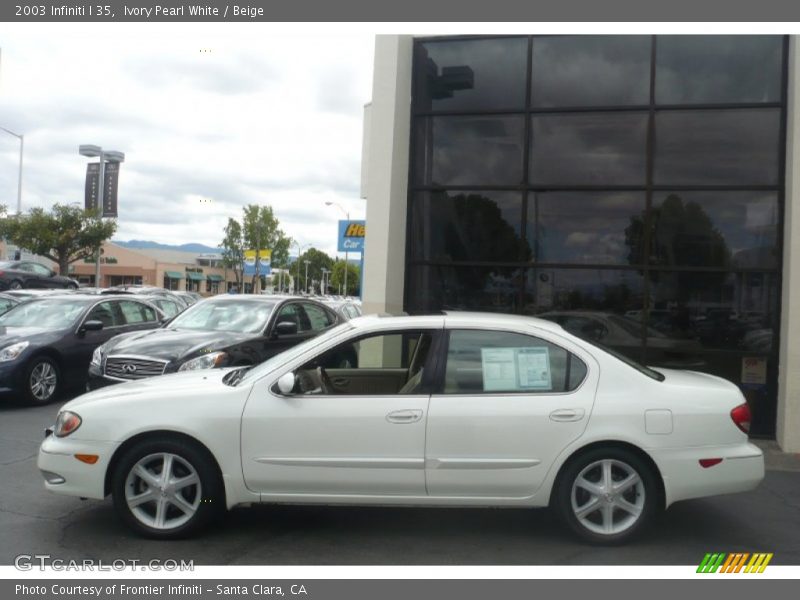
[0, 292, 22, 316]
[102, 285, 188, 307]
[319, 298, 362, 320]
[128, 294, 184, 319]
[174, 291, 203, 305]
[0, 295, 164, 405]
[87, 295, 340, 389]
[40, 312, 762, 542]
[0, 261, 79, 291]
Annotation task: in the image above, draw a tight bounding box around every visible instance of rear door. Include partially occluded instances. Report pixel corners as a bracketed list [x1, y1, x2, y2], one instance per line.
[425, 327, 598, 498]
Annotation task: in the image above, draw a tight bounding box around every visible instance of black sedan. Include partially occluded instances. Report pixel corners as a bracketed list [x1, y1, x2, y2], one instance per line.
[0, 295, 165, 405]
[0, 260, 79, 291]
[88, 295, 341, 388]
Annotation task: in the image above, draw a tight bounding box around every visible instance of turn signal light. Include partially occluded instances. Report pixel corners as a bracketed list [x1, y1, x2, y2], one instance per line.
[699, 458, 723, 468]
[74, 454, 99, 465]
[730, 403, 752, 434]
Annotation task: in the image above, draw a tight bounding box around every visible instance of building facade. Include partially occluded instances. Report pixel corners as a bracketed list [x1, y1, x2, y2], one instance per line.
[362, 35, 800, 451]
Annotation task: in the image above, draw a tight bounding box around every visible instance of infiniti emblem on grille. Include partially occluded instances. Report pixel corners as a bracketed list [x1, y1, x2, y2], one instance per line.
[121, 363, 137, 374]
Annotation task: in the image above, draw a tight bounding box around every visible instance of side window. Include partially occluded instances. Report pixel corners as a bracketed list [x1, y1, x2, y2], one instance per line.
[17, 262, 34, 272]
[274, 303, 302, 331]
[30, 263, 51, 276]
[119, 300, 157, 324]
[302, 303, 333, 331]
[86, 301, 122, 328]
[444, 329, 587, 394]
[156, 300, 180, 318]
[292, 331, 435, 395]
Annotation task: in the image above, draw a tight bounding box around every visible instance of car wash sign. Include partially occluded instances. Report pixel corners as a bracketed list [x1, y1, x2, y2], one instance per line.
[338, 220, 365, 253]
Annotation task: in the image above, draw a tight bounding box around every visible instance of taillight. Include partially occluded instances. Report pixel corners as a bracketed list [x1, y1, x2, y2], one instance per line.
[730, 403, 751, 434]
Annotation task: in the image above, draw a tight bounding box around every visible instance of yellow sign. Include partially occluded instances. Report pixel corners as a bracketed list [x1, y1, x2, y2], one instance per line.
[244, 249, 271, 264]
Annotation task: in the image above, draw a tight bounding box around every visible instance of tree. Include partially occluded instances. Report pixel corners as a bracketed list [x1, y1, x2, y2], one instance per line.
[0, 203, 117, 275]
[220, 218, 245, 288]
[296, 247, 334, 294]
[331, 260, 360, 296]
[242, 205, 292, 291]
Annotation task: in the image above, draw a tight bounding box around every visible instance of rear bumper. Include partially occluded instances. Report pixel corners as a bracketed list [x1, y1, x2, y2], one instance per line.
[650, 442, 764, 507]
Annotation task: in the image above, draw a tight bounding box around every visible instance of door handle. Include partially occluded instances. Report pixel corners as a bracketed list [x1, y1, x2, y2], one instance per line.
[549, 408, 585, 422]
[386, 409, 423, 424]
[332, 377, 350, 387]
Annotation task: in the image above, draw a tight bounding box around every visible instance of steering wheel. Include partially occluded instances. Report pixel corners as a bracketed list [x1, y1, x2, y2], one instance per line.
[317, 366, 334, 395]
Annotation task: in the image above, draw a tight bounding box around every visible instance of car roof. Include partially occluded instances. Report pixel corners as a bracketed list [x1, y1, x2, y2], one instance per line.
[344, 311, 565, 334]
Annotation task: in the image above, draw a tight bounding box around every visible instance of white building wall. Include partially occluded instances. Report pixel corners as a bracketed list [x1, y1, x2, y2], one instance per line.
[361, 35, 413, 315]
[777, 36, 800, 452]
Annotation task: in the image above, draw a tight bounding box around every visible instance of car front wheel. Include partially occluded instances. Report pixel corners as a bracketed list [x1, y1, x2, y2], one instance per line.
[112, 438, 223, 539]
[24, 357, 60, 405]
[554, 447, 659, 545]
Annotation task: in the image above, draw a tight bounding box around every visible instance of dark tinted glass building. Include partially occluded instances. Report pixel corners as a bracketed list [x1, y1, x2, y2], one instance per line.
[362, 35, 797, 444]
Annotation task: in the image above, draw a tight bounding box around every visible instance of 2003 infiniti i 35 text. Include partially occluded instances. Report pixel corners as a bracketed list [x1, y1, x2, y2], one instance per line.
[38, 313, 764, 544]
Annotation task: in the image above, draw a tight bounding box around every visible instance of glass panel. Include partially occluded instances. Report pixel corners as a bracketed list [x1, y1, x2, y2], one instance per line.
[410, 190, 527, 262]
[414, 115, 525, 186]
[407, 265, 523, 315]
[650, 192, 779, 269]
[444, 329, 585, 394]
[531, 35, 651, 107]
[529, 113, 648, 185]
[415, 38, 528, 111]
[655, 35, 783, 104]
[523, 268, 645, 363]
[654, 109, 780, 185]
[647, 271, 778, 352]
[530, 192, 646, 265]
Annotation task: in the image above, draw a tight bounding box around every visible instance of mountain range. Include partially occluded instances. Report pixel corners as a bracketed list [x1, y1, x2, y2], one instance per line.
[113, 240, 222, 254]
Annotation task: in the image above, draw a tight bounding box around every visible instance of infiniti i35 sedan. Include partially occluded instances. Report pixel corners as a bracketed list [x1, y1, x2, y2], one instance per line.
[38, 312, 764, 543]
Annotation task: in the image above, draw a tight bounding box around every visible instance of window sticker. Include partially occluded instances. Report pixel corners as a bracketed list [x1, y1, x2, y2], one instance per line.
[480, 346, 552, 392]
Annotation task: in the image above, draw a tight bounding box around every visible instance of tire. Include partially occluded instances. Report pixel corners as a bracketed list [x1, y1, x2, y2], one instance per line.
[9, 280, 22, 290]
[23, 356, 60, 405]
[111, 437, 224, 539]
[553, 446, 659, 545]
[67, 282, 78, 290]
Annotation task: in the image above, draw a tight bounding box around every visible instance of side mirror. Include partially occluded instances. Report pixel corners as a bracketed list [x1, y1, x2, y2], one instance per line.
[276, 372, 296, 395]
[275, 321, 298, 336]
[81, 320, 104, 333]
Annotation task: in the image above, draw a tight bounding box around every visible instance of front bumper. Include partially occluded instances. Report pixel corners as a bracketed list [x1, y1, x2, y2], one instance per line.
[37, 435, 120, 500]
[651, 442, 765, 507]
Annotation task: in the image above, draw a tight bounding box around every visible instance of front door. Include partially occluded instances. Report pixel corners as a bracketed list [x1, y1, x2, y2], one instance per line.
[241, 328, 439, 497]
[425, 328, 597, 498]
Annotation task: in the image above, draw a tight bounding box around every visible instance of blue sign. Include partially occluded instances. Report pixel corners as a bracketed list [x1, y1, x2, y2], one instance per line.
[338, 220, 365, 253]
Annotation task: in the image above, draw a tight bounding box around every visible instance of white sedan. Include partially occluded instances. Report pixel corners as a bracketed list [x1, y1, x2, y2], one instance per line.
[38, 312, 764, 544]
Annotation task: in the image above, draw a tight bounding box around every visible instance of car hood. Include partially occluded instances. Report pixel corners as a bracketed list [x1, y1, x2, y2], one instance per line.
[65, 367, 239, 409]
[103, 328, 258, 362]
[0, 326, 64, 346]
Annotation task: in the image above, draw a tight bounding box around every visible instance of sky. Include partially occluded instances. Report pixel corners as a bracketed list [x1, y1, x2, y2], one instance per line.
[0, 24, 374, 257]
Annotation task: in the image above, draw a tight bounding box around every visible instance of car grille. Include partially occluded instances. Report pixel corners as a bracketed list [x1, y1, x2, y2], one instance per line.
[104, 356, 168, 380]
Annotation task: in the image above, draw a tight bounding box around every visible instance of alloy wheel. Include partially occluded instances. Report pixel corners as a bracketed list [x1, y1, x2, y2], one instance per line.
[29, 361, 58, 402]
[570, 458, 645, 536]
[124, 452, 202, 531]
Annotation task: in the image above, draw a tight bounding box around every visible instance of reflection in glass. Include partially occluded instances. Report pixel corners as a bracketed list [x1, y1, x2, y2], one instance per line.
[415, 38, 528, 111]
[407, 265, 523, 315]
[529, 113, 648, 185]
[410, 191, 528, 262]
[531, 36, 651, 107]
[654, 109, 780, 185]
[648, 271, 778, 351]
[530, 192, 645, 265]
[656, 36, 782, 105]
[414, 115, 525, 186]
[645, 192, 779, 269]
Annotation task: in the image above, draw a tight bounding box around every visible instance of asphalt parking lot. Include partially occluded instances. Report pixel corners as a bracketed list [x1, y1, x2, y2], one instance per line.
[2, 399, 799, 566]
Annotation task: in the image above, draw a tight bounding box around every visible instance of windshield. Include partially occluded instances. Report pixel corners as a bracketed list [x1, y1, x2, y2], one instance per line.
[0, 298, 87, 329]
[167, 299, 277, 333]
[237, 321, 354, 385]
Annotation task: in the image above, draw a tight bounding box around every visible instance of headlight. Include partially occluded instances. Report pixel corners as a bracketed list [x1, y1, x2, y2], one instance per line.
[0, 341, 29, 362]
[178, 351, 228, 371]
[54, 411, 82, 438]
[90, 346, 103, 367]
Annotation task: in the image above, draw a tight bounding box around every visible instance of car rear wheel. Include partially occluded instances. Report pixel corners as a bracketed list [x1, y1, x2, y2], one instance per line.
[9, 280, 22, 290]
[112, 438, 223, 539]
[554, 447, 658, 545]
[24, 357, 60, 405]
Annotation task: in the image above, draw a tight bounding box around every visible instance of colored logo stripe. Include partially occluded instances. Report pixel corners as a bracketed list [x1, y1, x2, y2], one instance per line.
[697, 553, 772, 573]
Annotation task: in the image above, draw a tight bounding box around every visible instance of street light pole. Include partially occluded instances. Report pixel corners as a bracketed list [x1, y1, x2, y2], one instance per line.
[79, 144, 124, 288]
[1, 127, 24, 215]
[304, 260, 309, 294]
